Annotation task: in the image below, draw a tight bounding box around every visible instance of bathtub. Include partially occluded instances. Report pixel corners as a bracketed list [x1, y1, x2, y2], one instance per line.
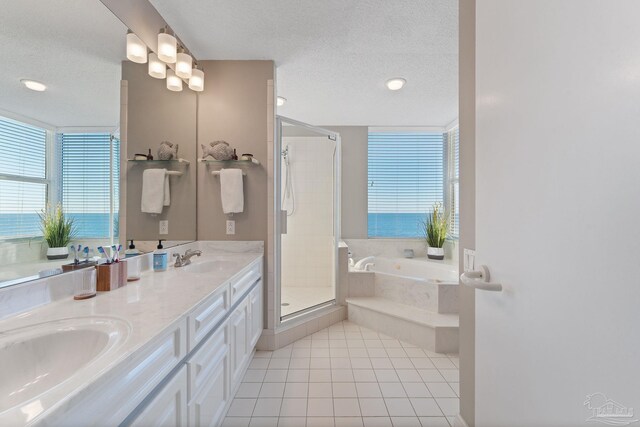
[350, 256, 459, 314]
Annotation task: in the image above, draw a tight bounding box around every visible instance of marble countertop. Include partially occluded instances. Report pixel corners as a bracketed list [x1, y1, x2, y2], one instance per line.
[0, 241, 263, 426]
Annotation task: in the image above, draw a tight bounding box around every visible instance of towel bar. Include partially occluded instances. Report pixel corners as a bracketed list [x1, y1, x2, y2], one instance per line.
[166, 171, 183, 176]
[211, 170, 246, 176]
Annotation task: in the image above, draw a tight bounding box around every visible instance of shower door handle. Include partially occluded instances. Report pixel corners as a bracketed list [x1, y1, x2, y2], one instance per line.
[280, 210, 288, 234]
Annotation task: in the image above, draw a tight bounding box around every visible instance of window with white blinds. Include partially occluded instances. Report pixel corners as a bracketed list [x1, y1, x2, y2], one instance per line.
[446, 127, 460, 239]
[58, 133, 119, 239]
[0, 117, 48, 240]
[368, 132, 445, 238]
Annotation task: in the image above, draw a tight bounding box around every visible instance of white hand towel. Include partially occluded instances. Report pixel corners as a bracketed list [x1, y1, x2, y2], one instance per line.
[219, 168, 244, 214]
[141, 169, 167, 214]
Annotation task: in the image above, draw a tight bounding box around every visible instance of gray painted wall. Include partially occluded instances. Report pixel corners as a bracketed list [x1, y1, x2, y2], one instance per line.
[459, 0, 476, 424]
[324, 126, 368, 239]
[122, 61, 197, 243]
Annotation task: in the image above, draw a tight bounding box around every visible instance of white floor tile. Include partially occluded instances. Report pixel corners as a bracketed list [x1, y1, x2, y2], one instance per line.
[390, 358, 413, 369]
[332, 369, 355, 382]
[333, 382, 358, 398]
[435, 398, 459, 416]
[333, 398, 361, 416]
[259, 383, 286, 398]
[425, 383, 456, 398]
[418, 417, 450, 427]
[284, 382, 309, 398]
[431, 358, 456, 369]
[309, 382, 333, 398]
[292, 349, 312, 358]
[307, 417, 335, 427]
[417, 370, 446, 383]
[370, 358, 393, 369]
[410, 358, 435, 369]
[438, 370, 459, 383]
[308, 398, 334, 417]
[250, 359, 271, 369]
[390, 416, 421, 427]
[350, 358, 373, 369]
[228, 399, 257, 417]
[385, 348, 408, 358]
[352, 370, 377, 383]
[280, 398, 308, 417]
[269, 359, 291, 370]
[396, 369, 422, 383]
[264, 370, 289, 383]
[375, 370, 400, 383]
[358, 398, 388, 417]
[409, 398, 443, 417]
[404, 348, 426, 358]
[362, 417, 392, 427]
[253, 398, 282, 417]
[272, 348, 293, 358]
[236, 383, 262, 398]
[331, 358, 352, 369]
[249, 417, 278, 427]
[290, 358, 311, 369]
[244, 370, 267, 383]
[367, 348, 388, 358]
[384, 398, 415, 417]
[330, 348, 350, 358]
[287, 369, 310, 383]
[402, 383, 431, 398]
[278, 417, 306, 427]
[222, 417, 251, 427]
[355, 382, 382, 398]
[379, 383, 407, 398]
[311, 357, 332, 369]
[449, 383, 459, 397]
[349, 348, 369, 358]
[335, 416, 364, 427]
[254, 351, 274, 358]
[310, 369, 332, 383]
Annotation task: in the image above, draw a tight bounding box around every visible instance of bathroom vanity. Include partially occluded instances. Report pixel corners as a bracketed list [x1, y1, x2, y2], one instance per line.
[0, 242, 263, 427]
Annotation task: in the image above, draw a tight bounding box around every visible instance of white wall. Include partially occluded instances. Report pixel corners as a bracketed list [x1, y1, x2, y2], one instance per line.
[475, 1, 640, 426]
[281, 136, 335, 289]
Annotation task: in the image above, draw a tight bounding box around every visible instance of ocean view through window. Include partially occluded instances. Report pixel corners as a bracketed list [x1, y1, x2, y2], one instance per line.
[368, 131, 445, 238]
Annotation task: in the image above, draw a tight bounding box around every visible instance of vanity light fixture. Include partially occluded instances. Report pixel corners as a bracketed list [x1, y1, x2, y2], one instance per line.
[386, 77, 406, 91]
[126, 30, 147, 64]
[175, 49, 193, 79]
[157, 28, 177, 64]
[21, 79, 46, 92]
[189, 65, 205, 92]
[166, 69, 183, 92]
[148, 52, 166, 79]
[277, 96, 287, 106]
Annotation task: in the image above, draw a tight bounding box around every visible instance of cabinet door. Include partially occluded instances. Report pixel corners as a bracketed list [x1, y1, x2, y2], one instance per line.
[187, 325, 229, 427]
[230, 300, 249, 386]
[130, 365, 188, 427]
[249, 282, 263, 348]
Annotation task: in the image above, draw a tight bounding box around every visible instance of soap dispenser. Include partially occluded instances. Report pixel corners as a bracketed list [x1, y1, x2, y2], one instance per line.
[125, 240, 141, 258]
[153, 240, 168, 272]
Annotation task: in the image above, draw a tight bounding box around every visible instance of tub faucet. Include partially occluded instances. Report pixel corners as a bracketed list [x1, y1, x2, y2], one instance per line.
[173, 249, 202, 267]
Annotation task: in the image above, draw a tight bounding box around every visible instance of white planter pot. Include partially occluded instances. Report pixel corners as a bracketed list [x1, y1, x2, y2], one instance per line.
[47, 246, 69, 260]
[427, 247, 445, 260]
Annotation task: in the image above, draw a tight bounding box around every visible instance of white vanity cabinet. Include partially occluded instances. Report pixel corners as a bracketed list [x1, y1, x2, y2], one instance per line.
[249, 282, 263, 349]
[130, 365, 188, 427]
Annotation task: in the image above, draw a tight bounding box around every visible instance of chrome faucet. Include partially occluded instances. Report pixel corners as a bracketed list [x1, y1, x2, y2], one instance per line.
[173, 249, 202, 267]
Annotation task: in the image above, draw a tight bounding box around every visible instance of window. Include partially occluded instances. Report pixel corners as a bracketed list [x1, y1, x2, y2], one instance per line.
[446, 126, 460, 239]
[0, 117, 48, 240]
[58, 133, 119, 240]
[368, 132, 445, 238]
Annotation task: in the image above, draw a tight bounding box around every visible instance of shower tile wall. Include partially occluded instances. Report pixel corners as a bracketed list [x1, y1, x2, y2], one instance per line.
[281, 136, 335, 301]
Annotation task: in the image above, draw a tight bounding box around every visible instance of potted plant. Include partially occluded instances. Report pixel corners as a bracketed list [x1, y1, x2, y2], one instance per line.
[39, 204, 76, 260]
[422, 202, 448, 260]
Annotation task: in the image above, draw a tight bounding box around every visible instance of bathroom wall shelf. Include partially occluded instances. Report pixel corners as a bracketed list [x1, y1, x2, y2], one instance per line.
[128, 158, 191, 164]
[198, 158, 260, 165]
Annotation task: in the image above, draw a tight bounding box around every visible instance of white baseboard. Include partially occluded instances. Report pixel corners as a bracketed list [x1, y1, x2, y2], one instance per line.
[454, 413, 470, 427]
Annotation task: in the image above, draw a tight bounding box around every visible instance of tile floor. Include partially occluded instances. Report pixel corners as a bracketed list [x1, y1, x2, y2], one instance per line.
[223, 320, 460, 427]
[280, 286, 335, 317]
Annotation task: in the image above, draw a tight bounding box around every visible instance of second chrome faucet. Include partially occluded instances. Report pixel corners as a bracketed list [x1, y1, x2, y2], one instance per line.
[173, 249, 202, 267]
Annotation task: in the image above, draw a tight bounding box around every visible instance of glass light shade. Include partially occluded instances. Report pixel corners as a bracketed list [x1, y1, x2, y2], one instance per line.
[157, 31, 177, 63]
[188, 68, 204, 92]
[175, 52, 193, 79]
[126, 32, 147, 64]
[166, 69, 182, 92]
[148, 53, 166, 79]
[385, 78, 406, 91]
[277, 96, 287, 106]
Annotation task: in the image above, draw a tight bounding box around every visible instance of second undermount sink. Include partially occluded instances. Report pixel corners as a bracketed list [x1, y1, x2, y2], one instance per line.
[182, 259, 242, 274]
[0, 317, 130, 413]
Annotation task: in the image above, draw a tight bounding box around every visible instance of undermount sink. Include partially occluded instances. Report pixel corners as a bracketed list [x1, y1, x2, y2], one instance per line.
[182, 258, 242, 274]
[0, 317, 130, 413]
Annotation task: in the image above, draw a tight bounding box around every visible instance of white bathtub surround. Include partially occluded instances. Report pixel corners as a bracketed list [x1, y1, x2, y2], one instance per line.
[341, 248, 459, 353]
[345, 238, 458, 263]
[223, 320, 460, 427]
[0, 241, 263, 427]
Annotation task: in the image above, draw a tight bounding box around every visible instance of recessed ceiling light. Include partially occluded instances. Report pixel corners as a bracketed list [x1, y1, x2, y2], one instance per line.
[277, 96, 287, 107]
[21, 79, 47, 92]
[386, 78, 406, 91]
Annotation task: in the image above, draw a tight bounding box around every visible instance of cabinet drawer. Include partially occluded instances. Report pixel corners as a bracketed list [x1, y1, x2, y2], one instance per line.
[230, 262, 261, 305]
[187, 321, 229, 400]
[188, 285, 229, 351]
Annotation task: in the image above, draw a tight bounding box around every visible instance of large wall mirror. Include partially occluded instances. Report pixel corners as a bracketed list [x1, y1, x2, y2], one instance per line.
[0, 0, 196, 288]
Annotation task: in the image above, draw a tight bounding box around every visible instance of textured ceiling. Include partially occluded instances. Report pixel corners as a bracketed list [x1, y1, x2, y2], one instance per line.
[0, 1, 126, 128]
[150, 0, 458, 127]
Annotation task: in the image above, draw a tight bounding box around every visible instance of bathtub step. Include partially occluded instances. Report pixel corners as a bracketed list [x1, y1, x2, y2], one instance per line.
[346, 297, 458, 353]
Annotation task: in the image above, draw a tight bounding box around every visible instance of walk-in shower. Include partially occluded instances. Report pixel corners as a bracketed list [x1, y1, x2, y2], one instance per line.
[276, 117, 340, 321]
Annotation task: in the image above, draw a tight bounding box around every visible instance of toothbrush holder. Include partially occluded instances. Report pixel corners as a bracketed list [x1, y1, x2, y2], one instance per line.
[97, 260, 128, 291]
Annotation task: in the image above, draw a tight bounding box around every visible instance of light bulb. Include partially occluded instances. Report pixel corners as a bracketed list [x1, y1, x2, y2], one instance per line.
[126, 31, 147, 64]
[21, 79, 46, 92]
[157, 30, 177, 64]
[386, 78, 406, 91]
[148, 53, 166, 79]
[176, 51, 193, 79]
[277, 96, 287, 106]
[189, 67, 204, 92]
[166, 69, 182, 92]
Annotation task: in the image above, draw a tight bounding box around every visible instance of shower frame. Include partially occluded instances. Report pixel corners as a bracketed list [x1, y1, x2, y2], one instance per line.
[274, 116, 341, 327]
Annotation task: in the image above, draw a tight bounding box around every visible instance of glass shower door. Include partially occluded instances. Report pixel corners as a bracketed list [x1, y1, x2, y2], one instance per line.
[277, 117, 340, 321]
